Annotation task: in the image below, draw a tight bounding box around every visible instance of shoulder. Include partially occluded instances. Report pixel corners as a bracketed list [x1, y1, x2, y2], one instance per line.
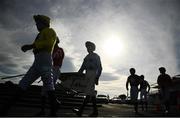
[127, 76, 130, 81]
[135, 74, 139, 77]
[55, 47, 64, 52]
[94, 52, 99, 56]
[128, 75, 132, 79]
[158, 74, 162, 79]
[165, 74, 171, 77]
[145, 80, 149, 84]
[165, 74, 172, 80]
[92, 53, 100, 59]
[135, 74, 140, 78]
[84, 54, 89, 60]
[42, 28, 56, 35]
[58, 47, 64, 51]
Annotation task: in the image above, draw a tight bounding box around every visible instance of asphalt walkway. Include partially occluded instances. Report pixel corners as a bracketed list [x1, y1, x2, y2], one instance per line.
[6, 103, 180, 117]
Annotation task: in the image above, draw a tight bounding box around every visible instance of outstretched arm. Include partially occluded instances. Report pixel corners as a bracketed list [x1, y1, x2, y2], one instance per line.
[126, 78, 129, 91]
[21, 44, 34, 52]
[147, 82, 150, 93]
[95, 56, 102, 85]
[78, 59, 85, 73]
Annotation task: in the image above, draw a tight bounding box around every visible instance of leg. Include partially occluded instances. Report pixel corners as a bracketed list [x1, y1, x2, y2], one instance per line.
[52, 67, 60, 87]
[144, 92, 148, 111]
[164, 93, 170, 113]
[79, 95, 90, 114]
[142, 101, 144, 111]
[134, 101, 138, 113]
[140, 91, 144, 111]
[40, 66, 59, 116]
[39, 79, 49, 115]
[165, 101, 170, 112]
[131, 87, 139, 113]
[47, 90, 59, 116]
[41, 96, 46, 113]
[145, 101, 148, 111]
[73, 95, 90, 116]
[37, 95, 46, 116]
[89, 96, 98, 117]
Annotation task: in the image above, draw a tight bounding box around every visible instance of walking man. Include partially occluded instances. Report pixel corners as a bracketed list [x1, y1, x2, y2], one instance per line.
[157, 67, 172, 114]
[39, 37, 64, 115]
[1, 15, 59, 116]
[73, 41, 102, 117]
[126, 68, 141, 113]
[139, 75, 150, 111]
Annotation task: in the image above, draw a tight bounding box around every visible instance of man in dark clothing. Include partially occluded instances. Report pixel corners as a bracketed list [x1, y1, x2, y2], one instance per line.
[0, 15, 59, 116]
[39, 37, 64, 115]
[157, 67, 172, 114]
[72, 41, 102, 117]
[126, 68, 141, 113]
[139, 75, 150, 111]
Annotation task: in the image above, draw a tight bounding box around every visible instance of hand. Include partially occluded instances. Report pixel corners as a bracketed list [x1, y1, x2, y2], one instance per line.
[21, 45, 32, 52]
[95, 77, 99, 85]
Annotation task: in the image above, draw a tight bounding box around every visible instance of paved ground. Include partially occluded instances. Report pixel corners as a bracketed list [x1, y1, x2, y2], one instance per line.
[1, 83, 179, 117]
[6, 103, 180, 117]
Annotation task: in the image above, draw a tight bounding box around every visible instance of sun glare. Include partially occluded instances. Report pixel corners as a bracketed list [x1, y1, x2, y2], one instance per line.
[102, 35, 124, 58]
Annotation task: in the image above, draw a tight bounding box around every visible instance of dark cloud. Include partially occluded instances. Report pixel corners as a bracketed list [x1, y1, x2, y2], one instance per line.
[0, 53, 11, 63]
[0, 0, 102, 30]
[0, 0, 53, 30]
[10, 29, 36, 46]
[0, 65, 19, 75]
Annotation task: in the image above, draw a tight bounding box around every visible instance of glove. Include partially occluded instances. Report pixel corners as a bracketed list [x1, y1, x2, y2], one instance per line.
[95, 77, 99, 85]
[21, 45, 33, 52]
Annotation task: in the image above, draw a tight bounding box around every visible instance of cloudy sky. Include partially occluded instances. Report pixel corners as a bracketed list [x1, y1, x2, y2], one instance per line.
[0, 0, 180, 98]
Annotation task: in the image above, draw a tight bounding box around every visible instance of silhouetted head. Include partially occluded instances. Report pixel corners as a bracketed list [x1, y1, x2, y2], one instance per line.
[159, 67, 166, 74]
[129, 68, 136, 75]
[33, 15, 50, 32]
[140, 75, 144, 81]
[85, 41, 96, 53]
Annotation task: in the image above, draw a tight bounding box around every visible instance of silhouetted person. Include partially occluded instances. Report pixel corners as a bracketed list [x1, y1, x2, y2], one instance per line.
[126, 68, 140, 113]
[0, 15, 59, 116]
[139, 75, 150, 111]
[157, 67, 172, 114]
[39, 37, 64, 115]
[73, 41, 102, 117]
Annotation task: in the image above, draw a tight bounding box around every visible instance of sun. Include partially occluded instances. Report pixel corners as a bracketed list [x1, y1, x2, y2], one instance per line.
[102, 35, 124, 58]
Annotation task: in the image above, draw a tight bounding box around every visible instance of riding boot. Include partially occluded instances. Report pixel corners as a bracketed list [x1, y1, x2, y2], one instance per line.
[73, 95, 90, 117]
[36, 96, 46, 116]
[165, 100, 170, 113]
[141, 101, 144, 111]
[89, 96, 98, 117]
[134, 102, 138, 114]
[145, 101, 148, 111]
[47, 90, 59, 116]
